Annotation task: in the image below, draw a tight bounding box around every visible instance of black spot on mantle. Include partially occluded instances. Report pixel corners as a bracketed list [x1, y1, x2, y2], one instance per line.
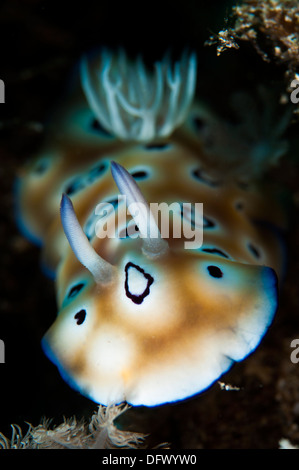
[124, 262, 154, 305]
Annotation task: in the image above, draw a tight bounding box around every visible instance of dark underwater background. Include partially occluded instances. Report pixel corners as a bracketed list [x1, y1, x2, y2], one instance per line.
[0, 0, 299, 449]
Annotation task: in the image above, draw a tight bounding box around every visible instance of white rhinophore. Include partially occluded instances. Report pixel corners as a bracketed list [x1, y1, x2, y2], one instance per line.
[111, 161, 169, 257]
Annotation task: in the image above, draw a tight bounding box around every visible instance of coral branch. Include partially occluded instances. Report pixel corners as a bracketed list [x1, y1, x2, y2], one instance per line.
[0, 405, 147, 449]
[206, 0, 299, 72]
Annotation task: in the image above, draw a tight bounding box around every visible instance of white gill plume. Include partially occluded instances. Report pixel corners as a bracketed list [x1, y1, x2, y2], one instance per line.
[80, 48, 197, 142]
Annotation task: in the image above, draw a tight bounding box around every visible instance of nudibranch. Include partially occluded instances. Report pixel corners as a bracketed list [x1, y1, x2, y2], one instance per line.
[16, 49, 286, 406]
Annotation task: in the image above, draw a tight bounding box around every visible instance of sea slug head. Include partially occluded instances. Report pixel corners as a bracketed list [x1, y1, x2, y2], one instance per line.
[42, 163, 278, 406]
